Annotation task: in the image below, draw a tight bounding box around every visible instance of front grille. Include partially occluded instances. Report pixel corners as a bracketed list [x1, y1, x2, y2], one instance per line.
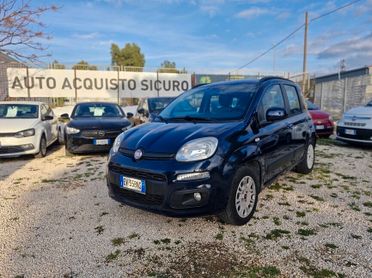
[0, 132, 16, 137]
[109, 164, 167, 182]
[0, 146, 24, 154]
[111, 184, 163, 206]
[81, 130, 121, 139]
[119, 148, 174, 160]
[343, 122, 366, 127]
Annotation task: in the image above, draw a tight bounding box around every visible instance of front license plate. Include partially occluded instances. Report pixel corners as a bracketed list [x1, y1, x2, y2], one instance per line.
[120, 176, 146, 194]
[316, 125, 324, 130]
[345, 129, 356, 135]
[94, 139, 110, 145]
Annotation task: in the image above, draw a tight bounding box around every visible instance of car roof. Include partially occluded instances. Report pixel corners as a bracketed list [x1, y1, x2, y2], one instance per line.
[196, 76, 294, 88]
[0, 101, 43, 105]
[74, 102, 118, 105]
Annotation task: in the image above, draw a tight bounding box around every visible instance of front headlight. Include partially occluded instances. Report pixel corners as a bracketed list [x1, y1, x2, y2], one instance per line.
[66, 126, 80, 134]
[176, 137, 218, 162]
[15, 128, 35, 138]
[112, 132, 125, 153]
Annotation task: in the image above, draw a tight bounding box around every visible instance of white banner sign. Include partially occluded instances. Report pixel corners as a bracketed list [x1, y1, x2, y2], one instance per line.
[7, 68, 192, 98]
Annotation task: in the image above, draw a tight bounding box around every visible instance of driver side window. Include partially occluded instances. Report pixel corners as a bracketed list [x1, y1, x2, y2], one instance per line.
[258, 85, 285, 124]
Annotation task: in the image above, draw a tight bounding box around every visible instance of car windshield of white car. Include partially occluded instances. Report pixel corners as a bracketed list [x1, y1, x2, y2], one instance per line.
[0, 104, 38, 119]
[72, 103, 123, 118]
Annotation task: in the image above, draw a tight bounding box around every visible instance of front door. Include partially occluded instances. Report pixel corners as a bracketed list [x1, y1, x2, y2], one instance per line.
[256, 84, 293, 182]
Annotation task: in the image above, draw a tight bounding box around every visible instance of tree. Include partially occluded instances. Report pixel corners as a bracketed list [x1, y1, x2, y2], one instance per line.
[110, 43, 145, 69]
[0, 0, 58, 63]
[51, 60, 65, 69]
[72, 60, 97, 71]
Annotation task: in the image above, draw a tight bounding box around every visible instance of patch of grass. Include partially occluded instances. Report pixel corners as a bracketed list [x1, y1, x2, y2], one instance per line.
[296, 211, 306, 218]
[324, 243, 338, 249]
[237, 265, 281, 277]
[270, 183, 293, 192]
[298, 256, 339, 278]
[161, 238, 171, 244]
[94, 225, 104, 235]
[363, 201, 372, 208]
[348, 202, 360, 211]
[367, 227, 372, 233]
[272, 217, 281, 226]
[311, 184, 322, 189]
[297, 228, 317, 237]
[350, 234, 362, 239]
[330, 193, 338, 198]
[265, 229, 290, 240]
[215, 232, 224, 240]
[111, 237, 125, 246]
[105, 249, 120, 263]
[278, 201, 290, 206]
[310, 195, 325, 202]
[128, 233, 140, 240]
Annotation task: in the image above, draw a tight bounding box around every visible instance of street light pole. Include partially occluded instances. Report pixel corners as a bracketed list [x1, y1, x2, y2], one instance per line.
[302, 11, 309, 95]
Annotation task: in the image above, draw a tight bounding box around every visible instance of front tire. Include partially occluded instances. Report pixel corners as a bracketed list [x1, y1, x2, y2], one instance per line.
[294, 141, 315, 174]
[219, 166, 259, 225]
[35, 135, 47, 158]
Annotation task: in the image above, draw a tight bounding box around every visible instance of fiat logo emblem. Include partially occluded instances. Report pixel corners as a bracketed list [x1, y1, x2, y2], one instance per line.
[98, 130, 105, 137]
[134, 149, 143, 160]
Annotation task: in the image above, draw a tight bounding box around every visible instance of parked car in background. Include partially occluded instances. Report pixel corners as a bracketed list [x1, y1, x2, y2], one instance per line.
[0, 101, 58, 158]
[306, 100, 334, 137]
[107, 77, 316, 225]
[62, 102, 132, 155]
[134, 97, 175, 125]
[336, 100, 372, 145]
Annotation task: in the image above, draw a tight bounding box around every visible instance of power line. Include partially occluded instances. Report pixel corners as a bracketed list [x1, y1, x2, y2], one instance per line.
[230, 0, 364, 74]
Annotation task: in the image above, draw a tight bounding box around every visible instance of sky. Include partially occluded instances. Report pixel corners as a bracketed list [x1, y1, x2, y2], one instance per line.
[30, 0, 372, 75]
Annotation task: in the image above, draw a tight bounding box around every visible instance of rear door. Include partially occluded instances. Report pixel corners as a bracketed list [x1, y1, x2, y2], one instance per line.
[282, 84, 308, 164]
[256, 84, 293, 182]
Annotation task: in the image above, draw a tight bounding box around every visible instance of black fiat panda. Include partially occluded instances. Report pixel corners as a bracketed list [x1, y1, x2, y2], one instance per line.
[107, 77, 316, 225]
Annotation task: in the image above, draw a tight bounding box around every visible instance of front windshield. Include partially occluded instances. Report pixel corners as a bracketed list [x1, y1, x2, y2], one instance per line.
[148, 98, 175, 114]
[306, 100, 319, 110]
[160, 83, 257, 122]
[72, 103, 123, 118]
[366, 100, 372, 107]
[0, 104, 38, 119]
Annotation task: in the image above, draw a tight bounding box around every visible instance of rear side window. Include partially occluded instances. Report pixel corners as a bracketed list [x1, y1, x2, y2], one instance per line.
[284, 85, 301, 115]
[258, 84, 285, 123]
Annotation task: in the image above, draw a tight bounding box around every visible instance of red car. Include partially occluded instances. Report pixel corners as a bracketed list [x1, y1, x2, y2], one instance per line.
[306, 100, 334, 137]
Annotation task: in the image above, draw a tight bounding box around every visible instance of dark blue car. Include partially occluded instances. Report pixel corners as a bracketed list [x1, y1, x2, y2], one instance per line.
[106, 77, 316, 225]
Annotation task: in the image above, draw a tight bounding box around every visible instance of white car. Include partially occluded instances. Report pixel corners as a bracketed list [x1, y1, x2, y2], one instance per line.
[336, 100, 372, 144]
[0, 101, 58, 158]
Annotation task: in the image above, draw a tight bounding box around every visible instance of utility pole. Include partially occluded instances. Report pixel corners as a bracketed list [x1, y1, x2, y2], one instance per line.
[302, 11, 308, 95]
[272, 44, 276, 72]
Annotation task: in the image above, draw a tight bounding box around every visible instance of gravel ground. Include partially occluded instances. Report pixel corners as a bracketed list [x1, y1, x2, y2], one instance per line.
[0, 140, 371, 278]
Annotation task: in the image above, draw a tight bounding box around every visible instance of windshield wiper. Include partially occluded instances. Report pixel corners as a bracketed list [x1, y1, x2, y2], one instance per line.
[155, 115, 168, 123]
[168, 116, 212, 122]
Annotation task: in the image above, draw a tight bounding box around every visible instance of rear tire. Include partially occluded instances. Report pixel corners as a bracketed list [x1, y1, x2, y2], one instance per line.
[219, 166, 259, 225]
[294, 141, 315, 174]
[35, 135, 47, 158]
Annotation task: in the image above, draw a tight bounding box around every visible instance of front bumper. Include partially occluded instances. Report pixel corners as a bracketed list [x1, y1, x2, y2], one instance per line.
[66, 133, 117, 153]
[336, 126, 372, 144]
[313, 120, 334, 136]
[106, 151, 228, 216]
[0, 136, 38, 157]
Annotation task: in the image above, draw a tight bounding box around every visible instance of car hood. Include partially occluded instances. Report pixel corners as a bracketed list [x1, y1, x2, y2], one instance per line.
[308, 110, 330, 120]
[0, 118, 39, 133]
[120, 121, 243, 154]
[68, 117, 131, 130]
[344, 106, 372, 117]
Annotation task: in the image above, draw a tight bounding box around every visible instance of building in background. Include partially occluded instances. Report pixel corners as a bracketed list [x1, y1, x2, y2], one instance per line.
[0, 52, 24, 101]
[313, 66, 372, 118]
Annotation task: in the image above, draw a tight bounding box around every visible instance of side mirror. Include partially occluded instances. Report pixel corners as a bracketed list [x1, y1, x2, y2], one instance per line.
[60, 113, 70, 120]
[127, 112, 134, 119]
[42, 115, 54, 121]
[266, 107, 287, 122]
